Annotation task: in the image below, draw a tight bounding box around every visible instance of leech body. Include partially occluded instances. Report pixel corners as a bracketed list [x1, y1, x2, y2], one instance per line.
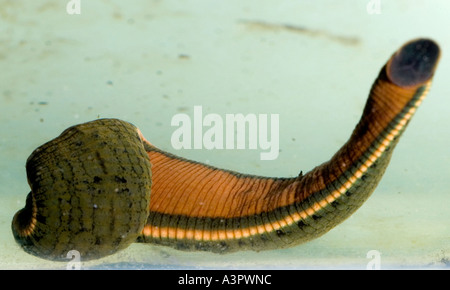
[138, 68, 432, 251]
[12, 39, 440, 261]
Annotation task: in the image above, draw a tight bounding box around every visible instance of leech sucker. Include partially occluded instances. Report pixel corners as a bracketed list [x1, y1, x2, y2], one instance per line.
[12, 38, 440, 261]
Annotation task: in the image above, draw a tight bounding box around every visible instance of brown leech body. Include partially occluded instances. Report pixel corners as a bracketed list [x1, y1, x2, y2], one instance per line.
[12, 39, 440, 261]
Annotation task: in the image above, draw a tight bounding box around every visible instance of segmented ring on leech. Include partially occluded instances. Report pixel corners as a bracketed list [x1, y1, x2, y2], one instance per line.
[12, 38, 440, 262]
[12, 119, 152, 261]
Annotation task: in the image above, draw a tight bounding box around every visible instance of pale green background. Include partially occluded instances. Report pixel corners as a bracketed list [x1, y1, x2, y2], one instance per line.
[0, 0, 448, 269]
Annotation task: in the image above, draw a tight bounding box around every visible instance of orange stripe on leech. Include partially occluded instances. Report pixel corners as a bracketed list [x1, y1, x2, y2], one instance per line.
[211, 230, 219, 241]
[142, 225, 151, 236]
[201, 228, 210, 241]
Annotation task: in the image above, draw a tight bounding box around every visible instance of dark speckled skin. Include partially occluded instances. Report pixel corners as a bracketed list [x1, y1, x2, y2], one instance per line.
[12, 119, 151, 261]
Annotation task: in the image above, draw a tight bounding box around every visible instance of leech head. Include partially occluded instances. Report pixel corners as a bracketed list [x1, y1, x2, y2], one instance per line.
[11, 119, 152, 261]
[386, 38, 440, 88]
